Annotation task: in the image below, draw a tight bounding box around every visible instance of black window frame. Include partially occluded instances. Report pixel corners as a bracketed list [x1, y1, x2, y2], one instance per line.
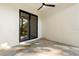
[19, 9, 38, 42]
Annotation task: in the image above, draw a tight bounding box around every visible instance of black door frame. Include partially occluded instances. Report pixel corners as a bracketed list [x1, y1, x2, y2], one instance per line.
[19, 9, 38, 42]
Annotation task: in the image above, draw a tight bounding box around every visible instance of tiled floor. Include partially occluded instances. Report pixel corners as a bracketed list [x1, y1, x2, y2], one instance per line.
[0, 39, 79, 56]
[15, 39, 79, 56]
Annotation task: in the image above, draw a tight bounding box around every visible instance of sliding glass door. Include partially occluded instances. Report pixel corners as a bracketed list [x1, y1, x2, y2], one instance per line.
[19, 9, 38, 42]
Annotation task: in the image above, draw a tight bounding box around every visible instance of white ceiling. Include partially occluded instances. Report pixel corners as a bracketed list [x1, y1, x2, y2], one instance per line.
[13, 3, 74, 11]
[3, 3, 60, 11]
[1, 3, 76, 12]
[20, 3, 60, 11]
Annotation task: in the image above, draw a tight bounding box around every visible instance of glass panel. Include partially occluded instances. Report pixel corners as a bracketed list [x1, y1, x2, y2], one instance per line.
[20, 12, 29, 41]
[30, 15, 37, 39]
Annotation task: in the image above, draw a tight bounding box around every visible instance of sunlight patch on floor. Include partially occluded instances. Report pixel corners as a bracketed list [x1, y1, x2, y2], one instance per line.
[0, 43, 11, 50]
[32, 47, 63, 56]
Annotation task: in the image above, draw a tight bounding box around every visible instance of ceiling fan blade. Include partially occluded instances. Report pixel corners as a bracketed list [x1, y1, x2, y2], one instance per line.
[45, 4, 55, 7]
[37, 5, 43, 10]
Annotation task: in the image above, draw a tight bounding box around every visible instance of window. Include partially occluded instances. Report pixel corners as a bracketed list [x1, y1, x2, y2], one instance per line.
[19, 9, 38, 42]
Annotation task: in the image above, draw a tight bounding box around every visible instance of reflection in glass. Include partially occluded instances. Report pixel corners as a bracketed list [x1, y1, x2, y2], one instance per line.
[20, 18, 29, 41]
[20, 13, 29, 41]
[30, 15, 37, 39]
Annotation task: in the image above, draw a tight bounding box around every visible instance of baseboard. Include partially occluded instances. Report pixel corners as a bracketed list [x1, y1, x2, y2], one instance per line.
[42, 37, 79, 48]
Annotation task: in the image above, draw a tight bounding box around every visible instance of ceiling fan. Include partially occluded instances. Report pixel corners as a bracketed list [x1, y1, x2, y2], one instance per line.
[37, 3, 55, 10]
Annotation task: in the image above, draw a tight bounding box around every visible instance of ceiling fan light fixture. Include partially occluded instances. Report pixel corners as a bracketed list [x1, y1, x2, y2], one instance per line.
[43, 6, 45, 7]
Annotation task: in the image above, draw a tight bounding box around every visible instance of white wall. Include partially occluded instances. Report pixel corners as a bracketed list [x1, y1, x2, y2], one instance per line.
[0, 4, 42, 46]
[42, 4, 79, 47]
